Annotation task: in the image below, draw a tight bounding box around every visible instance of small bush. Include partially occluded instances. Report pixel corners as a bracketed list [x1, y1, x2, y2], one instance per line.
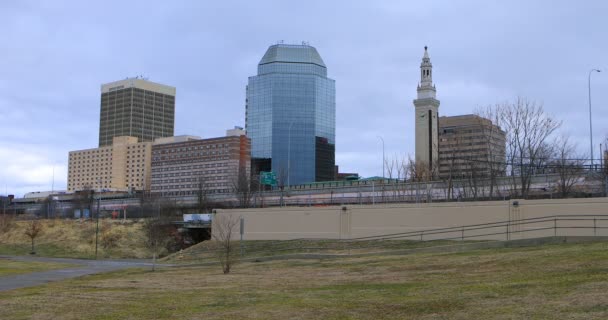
[101, 229, 122, 249]
[80, 223, 96, 244]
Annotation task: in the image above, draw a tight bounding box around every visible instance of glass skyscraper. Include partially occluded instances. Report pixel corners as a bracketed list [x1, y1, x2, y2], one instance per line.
[246, 43, 336, 186]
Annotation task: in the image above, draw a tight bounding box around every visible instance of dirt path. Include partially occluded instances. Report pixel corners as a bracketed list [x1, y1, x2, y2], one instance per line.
[0, 255, 170, 291]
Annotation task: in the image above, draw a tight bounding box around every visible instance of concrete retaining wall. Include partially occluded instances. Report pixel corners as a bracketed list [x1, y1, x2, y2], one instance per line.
[214, 198, 608, 240]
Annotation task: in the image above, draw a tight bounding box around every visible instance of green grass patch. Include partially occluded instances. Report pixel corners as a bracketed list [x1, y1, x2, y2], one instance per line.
[0, 258, 77, 276]
[0, 243, 95, 259]
[163, 238, 483, 264]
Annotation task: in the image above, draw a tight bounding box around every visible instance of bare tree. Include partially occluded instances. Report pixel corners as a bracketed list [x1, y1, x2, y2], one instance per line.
[385, 156, 396, 180]
[143, 213, 175, 271]
[24, 219, 43, 254]
[405, 157, 432, 202]
[196, 175, 211, 212]
[551, 135, 585, 198]
[438, 131, 464, 201]
[496, 98, 561, 198]
[407, 156, 431, 183]
[475, 106, 507, 199]
[211, 214, 240, 274]
[384, 155, 407, 201]
[383, 157, 395, 201]
[395, 156, 409, 201]
[455, 159, 479, 201]
[231, 167, 256, 208]
[387, 156, 411, 202]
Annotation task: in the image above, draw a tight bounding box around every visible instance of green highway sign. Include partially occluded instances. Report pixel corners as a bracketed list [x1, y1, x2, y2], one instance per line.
[260, 171, 277, 186]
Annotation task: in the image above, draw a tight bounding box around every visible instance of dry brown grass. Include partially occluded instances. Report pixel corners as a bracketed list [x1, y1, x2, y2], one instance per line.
[1, 241, 607, 319]
[0, 219, 154, 259]
[0, 214, 14, 234]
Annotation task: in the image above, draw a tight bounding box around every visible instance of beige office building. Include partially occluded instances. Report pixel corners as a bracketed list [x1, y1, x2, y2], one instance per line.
[438, 114, 506, 179]
[151, 130, 251, 197]
[67, 136, 152, 192]
[99, 78, 176, 147]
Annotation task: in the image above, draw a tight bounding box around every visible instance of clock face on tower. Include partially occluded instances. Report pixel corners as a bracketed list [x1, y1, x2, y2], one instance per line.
[419, 112, 426, 118]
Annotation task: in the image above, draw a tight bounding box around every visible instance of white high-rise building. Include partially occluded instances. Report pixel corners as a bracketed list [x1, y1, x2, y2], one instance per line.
[413, 46, 440, 175]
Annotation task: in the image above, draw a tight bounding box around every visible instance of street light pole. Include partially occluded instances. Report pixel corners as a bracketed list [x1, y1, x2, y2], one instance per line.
[95, 178, 101, 259]
[378, 136, 385, 178]
[601, 143, 604, 171]
[95, 197, 100, 259]
[588, 69, 601, 168]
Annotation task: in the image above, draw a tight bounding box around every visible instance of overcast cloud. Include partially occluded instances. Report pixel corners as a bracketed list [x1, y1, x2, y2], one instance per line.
[1, 0, 607, 196]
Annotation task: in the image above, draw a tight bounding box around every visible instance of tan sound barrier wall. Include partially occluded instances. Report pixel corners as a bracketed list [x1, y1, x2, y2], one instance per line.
[213, 198, 608, 241]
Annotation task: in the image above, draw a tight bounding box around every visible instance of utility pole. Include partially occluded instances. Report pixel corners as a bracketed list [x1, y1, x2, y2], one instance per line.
[588, 69, 601, 167]
[378, 136, 385, 179]
[95, 196, 100, 259]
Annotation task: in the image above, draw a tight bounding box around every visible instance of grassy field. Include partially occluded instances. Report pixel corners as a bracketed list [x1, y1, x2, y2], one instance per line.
[1, 241, 607, 319]
[163, 238, 483, 263]
[0, 258, 77, 277]
[0, 219, 154, 259]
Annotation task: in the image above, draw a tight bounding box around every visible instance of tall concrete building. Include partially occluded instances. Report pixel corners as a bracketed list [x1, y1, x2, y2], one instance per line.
[438, 114, 506, 179]
[413, 47, 440, 175]
[99, 78, 176, 147]
[246, 43, 336, 186]
[150, 132, 251, 196]
[67, 136, 152, 192]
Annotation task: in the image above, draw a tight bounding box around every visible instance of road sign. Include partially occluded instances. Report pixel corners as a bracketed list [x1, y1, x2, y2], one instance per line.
[260, 171, 277, 186]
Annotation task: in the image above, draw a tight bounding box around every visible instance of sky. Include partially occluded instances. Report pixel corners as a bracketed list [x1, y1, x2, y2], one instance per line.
[1, 0, 607, 197]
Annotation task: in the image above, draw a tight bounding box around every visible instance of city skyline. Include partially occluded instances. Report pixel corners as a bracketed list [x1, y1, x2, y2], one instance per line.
[1, 1, 607, 196]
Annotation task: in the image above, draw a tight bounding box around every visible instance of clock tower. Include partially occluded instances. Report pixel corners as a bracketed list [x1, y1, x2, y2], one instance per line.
[413, 46, 440, 176]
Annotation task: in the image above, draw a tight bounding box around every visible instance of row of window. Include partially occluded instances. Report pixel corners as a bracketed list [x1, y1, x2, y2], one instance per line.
[151, 162, 228, 172]
[151, 175, 228, 184]
[151, 183, 229, 190]
[153, 143, 231, 154]
[153, 151, 229, 161]
[158, 189, 231, 196]
[152, 156, 231, 166]
[151, 169, 229, 178]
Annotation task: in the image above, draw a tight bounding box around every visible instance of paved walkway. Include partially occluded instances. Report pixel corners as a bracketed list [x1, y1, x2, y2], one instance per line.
[0, 255, 170, 292]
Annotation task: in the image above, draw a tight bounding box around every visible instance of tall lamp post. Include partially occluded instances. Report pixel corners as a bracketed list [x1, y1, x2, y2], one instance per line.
[377, 136, 385, 179]
[589, 68, 601, 168]
[95, 178, 101, 259]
